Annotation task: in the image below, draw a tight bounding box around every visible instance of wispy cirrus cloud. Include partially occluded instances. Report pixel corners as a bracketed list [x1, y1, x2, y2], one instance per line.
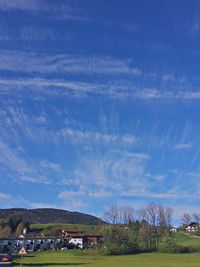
[0, 140, 51, 185]
[2, 76, 200, 102]
[0, 50, 142, 76]
[40, 160, 61, 172]
[0, 0, 45, 12]
[162, 74, 175, 82]
[171, 143, 192, 150]
[60, 128, 136, 145]
[0, 192, 11, 201]
[0, 0, 89, 22]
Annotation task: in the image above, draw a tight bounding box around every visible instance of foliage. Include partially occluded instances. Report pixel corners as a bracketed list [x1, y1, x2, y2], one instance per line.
[159, 235, 176, 253]
[0, 225, 12, 238]
[102, 203, 174, 255]
[103, 223, 140, 255]
[0, 208, 104, 225]
[15, 222, 25, 237]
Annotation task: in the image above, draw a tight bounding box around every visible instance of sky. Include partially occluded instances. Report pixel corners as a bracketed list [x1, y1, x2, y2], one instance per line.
[1, 0, 200, 225]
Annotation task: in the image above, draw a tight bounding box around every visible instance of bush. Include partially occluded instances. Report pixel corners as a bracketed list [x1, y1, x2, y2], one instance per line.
[159, 236, 176, 253]
[173, 244, 192, 253]
[103, 225, 139, 255]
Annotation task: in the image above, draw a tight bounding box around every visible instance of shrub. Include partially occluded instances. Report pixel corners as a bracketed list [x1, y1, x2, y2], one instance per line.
[159, 236, 176, 253]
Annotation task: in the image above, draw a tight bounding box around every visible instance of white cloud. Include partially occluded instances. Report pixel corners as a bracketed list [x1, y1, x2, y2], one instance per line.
[0, 50, 142, 76]
[147, 173, 165, 182]
[40, 160, 61, 172]
[1, 62, 200, 102]
[19, 174, 51, 184]
[60, 128, 136, 145]
[69, 149, 148, 195]
[0, 192, 11, 201]
[20, 26, 56, 42]
[171, 143, 192, 150]
[0, 140, 30, 173]
[0, 0, 44, 11]
[0, 140, 51, 185]
[35, 116, 47, 125]
[58, 190, 89, 210]
[162, 74, 175, 82]
[90, 189, 113, 198]
[58, 190, 85, 199]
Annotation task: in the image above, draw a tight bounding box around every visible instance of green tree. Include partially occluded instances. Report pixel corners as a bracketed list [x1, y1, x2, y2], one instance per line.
[0, 225, 12, 238]
[15, 222, 24, 237]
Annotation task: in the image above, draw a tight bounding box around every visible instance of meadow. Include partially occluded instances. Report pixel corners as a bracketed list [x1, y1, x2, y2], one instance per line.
[14, 250, 200, 267]
[13, 227, 200, 267]
[176, 232, 200, 248]
[30, 223, 102, 234]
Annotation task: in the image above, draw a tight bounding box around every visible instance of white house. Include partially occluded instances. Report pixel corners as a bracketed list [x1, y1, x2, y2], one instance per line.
[170, 228, 177, 233]
[186, 222, 200, 232]
[69, 237, 84, 249]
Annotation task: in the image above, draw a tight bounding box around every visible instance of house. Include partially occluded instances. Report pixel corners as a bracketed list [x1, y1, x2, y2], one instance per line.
[185, 222, 200, 232]
[68, 234, 103, 249]
[61, 229, 103, 249]
[86, 234, 103, 246]
[61, 229, 86, 238]
[69, 236, 85, 249]
[170, 228, 177, 233]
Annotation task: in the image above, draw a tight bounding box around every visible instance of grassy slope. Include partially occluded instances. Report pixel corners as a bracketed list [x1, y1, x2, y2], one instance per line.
[30, 223, 103, 234]
[13, 231, 200, 267]
[176, 232, 200, 248]
[14, 251, 200, 267]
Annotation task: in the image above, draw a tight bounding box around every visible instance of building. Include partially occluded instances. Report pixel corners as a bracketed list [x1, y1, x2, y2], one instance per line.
[61, 229, 103, 249]
[170, 228, 177, 233]
[185, 222, 200, 232]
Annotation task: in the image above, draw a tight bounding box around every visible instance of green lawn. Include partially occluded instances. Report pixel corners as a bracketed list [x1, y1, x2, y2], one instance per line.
[14, 250, 200, 267]
[30, 223, 102, 234]
[176, 232, 200, 248]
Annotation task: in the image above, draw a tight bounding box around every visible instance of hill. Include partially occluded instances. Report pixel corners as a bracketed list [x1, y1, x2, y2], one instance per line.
[0, 208, 104, 225]
[176, 231, 200, 248]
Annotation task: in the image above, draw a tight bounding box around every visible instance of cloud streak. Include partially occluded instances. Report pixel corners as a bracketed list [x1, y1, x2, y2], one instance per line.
[0, 140, 51, 185]
[2, 76, 200, 102]
[0, 50, 142, 76]
[0, 0, 45, 12]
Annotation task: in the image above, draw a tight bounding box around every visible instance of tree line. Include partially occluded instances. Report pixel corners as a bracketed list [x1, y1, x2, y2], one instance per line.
[102, 202, 179, 255]
[0, 216, 30, 238]
[181, 212, 200, 225]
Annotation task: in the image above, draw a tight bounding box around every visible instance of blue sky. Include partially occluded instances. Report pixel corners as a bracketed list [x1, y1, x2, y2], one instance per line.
[1, 0, 200, 224]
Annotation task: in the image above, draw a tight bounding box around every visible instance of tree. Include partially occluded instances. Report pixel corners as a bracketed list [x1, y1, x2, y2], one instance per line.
[15, 222, 24, 237]
[181, 213, 191, 226]
[103, 224, 138, 255]
[0, 225, 12, 238]
[8, 216, 21, 233]
[103, 202, 174, 254]
[103, 205, 119, 224]
[165, 207, 173, 227]
[119, 205, 134, 224]
[192, 213, 200, 223]
[146, 202, 158, 226]
[138, 203, 173, 251]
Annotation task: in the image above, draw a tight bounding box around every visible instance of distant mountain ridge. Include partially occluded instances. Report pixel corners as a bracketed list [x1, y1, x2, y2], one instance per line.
[0, 208, 104, 225]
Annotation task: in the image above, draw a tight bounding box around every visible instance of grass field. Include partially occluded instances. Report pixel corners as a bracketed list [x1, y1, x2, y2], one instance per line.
[13, 250, 200, 267]
[176, 232, 200, 248]
[19, 228, 200, 266]
[30, 224, 102, 234]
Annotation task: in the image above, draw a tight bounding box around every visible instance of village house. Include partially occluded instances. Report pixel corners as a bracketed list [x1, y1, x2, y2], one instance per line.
[185, 222, 200, 232]
[170, 227, 177, 233]
[61, 229, 103, 249]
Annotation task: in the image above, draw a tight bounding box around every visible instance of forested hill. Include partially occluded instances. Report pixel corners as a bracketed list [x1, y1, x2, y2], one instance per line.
[0, 208, 104, 225]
